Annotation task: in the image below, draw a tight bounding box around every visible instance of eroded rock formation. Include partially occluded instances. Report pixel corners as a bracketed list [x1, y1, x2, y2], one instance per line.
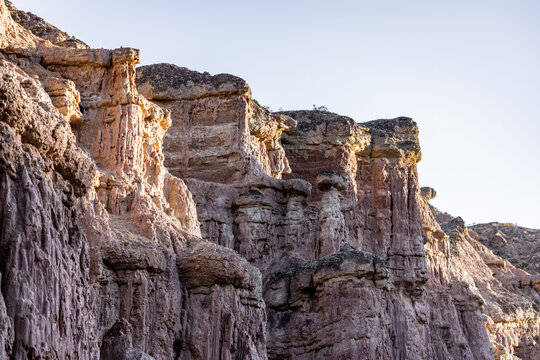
[137, 63, 295, 183]
[0, 2, 265, 359]
[470, 222, 540, 275]
[0, 1, 538, 359]
[427, 206, 540, 359]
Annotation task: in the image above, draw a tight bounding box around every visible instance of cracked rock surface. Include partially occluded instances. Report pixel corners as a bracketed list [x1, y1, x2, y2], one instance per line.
[1, 1, 539, 359]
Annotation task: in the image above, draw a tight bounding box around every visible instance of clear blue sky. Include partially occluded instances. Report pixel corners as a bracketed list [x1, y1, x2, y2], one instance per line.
[14, 0, 540, 228]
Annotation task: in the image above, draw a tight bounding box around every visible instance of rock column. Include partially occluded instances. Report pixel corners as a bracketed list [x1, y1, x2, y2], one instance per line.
[283, 179, 313, 258]
[316, 171, 348, 258]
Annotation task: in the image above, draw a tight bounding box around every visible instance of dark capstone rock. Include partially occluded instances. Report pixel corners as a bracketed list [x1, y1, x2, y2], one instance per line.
[316, 170, 348, 191]
[136, 63, 250, 100]
[421, 186, 437, 201]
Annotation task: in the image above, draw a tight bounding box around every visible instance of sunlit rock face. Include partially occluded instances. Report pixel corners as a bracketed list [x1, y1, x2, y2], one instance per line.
[470, 222, 540, 276]
[423, 194, 540, 359]
[427, 207, 540, 360]
[136, 63, 295, 184]
[0, 2, 266, 359]
[1, 1, 539, 359]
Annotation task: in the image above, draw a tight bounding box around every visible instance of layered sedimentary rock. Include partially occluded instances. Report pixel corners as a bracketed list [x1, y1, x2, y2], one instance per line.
[137, 64, 522, 359]
[277, 111, 491, 359]
[0, 2, 266, 359]
[424, 195, 540, 359]
[136, 63, 295, 183]
[471, 222, 540, 275]
[426, 193, 540, 357]
[1, 1, 539, 359]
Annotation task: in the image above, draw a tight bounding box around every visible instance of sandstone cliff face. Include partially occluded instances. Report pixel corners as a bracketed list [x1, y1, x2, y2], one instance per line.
[136, 64, 295, 184]
[470, 222, 540, 276]
[0, 2, 266, 359]
[425, 205, 540, 360]
[137, 64, 517, 359]
[0, 49, 98, 360]
[1, 1, 539, 359]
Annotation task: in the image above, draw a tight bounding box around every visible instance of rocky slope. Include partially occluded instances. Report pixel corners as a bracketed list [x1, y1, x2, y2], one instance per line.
[5, 0, 88, 49]
[426, 201, 540, 359]
[0, 1, 538, 359]
[470, 222, 540, 276]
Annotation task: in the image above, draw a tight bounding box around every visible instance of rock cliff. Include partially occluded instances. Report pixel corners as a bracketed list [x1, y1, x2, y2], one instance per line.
[470, 222, 540, 276]
[0, 2, 265, 359]
[0, 1, 538, 359]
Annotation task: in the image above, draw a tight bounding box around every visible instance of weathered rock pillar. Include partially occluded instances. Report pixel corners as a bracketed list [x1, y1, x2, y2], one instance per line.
[316, 171, 348, 258]
[283, 178, 313, 258]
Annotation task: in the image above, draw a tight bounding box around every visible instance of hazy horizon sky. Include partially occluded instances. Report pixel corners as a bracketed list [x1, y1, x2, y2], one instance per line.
[13, 0, 540, 228]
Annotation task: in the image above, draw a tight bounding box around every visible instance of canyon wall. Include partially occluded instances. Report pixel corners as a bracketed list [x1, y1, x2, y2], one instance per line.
[136, 64, 540, 359]
[470, 222, 540, 276]
[0, 2, 266, 359]
[0, 1, 538, 359]
[429, 208, 540, 359]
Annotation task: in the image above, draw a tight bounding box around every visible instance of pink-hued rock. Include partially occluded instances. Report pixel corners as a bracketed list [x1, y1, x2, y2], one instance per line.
[423, 189, 540, 359]
[0, 2, 266, 359]
[136, 63, 296, 183]
[470, 222, 540, 275]
[1, 1, 539, 359]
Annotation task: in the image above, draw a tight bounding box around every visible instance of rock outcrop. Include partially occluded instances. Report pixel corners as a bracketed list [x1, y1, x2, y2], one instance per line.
[136, 63, 295, 183]
[5, 0, 88, 49]
[0, 2, 265, 359]
[0, 1, 539, 359]
[471, 222, 540, 275]
[424, 193, 540, 359]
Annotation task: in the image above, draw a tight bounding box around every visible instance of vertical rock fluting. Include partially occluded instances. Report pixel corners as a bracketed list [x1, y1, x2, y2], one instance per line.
[278, 112, 435, 358]
[424, 197, 540, 359]
[315, 171, 348, 258]
[0, 55, 98, 360]
[0, 2, 267, 359]
[136, 58, 522, 358]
